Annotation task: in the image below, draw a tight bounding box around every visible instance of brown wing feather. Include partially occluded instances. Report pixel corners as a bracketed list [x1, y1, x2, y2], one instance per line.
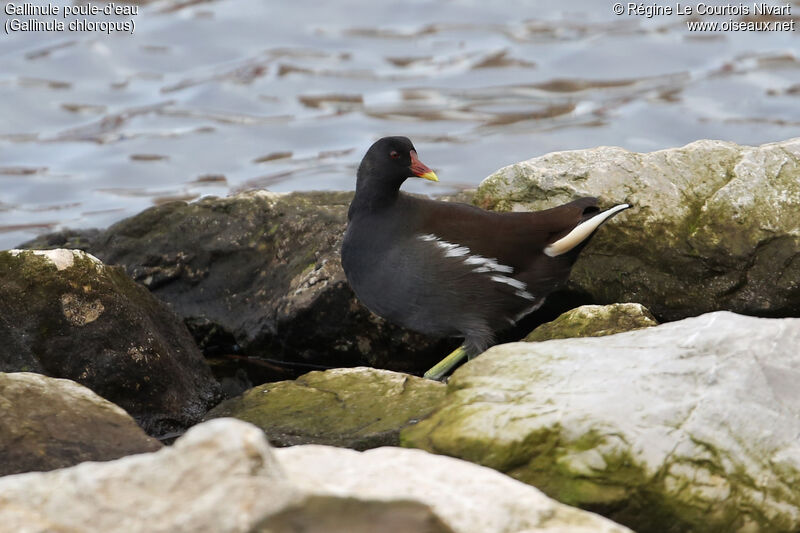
[409, 195, 598, 271]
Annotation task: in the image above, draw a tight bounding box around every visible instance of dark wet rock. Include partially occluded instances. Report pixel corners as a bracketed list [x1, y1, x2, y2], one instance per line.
[22, 191, 457, 378]
[205, 367, 446, 450]
[0, 249, 221, 437]
[402, 312, 800, 533]
[475, 138, 800, 321]
[21, 228, 101, 250]
[0, 372, 162, 476]
[524, 303, 657, 342]
[0, 418, 631, 533]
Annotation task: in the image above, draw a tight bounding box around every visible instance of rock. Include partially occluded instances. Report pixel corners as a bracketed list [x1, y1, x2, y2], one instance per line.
[21, 228, 101, 250]
[0, 372, 161, 475]
[402, 312, 800, 533]
[22, 191, 456, 378]
[0, 249, 221, 437]
[524, 303, 657, 342]
[475, 138, 800, 321]
[276, 444, 631, 533]
[0, 418, 631, 533]
[0, 418, 296, 533]
[205, 367, 446, 449]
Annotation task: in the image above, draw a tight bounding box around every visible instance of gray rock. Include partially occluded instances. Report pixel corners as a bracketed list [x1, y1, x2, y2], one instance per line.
[474, 138, 800, 320]
[0, 372, 161, 475]
[22, 191, 456, 378]
[205, 367, 446, 449]
[0, 418, 295, 533]
[276, 443, 631, 533]
[402, 312, 800, 532]
[0, 249, 221, 436]
[524, 303, 657, 342]
[0, 418, 631, 533]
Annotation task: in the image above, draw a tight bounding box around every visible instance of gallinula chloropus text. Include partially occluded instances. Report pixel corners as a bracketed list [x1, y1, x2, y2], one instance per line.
[342, 136, 630, 380]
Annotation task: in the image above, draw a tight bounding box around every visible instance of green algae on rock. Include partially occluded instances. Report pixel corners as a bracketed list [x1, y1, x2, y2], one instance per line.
[475, 138, 800, 321]
[0, 249, 221, 437]
[524, 303, 657, 342]
[0, 372, 162, 476]
[205, 367, 446, 450]
[402, 312, 800, 533]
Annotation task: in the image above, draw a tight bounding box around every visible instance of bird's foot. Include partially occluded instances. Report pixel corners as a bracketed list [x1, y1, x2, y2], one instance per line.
[423, 346, 468, 381]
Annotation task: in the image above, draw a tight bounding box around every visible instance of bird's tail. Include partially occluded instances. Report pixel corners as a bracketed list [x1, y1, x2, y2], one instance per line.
[544, 203, 630, 257]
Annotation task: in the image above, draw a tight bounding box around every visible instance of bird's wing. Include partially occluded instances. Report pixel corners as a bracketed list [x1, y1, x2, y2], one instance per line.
[373, 229, 545, 342]
[408, 195, 600, 271]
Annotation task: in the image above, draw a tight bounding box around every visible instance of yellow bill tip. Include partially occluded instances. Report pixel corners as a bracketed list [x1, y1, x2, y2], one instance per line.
[419, 171, 439, 182]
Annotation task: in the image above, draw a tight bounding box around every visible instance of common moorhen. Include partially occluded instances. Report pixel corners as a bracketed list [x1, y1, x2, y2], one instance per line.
[341, 136, 630, 380]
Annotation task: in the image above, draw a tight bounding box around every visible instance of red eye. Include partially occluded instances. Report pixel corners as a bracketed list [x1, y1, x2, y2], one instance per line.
[390, 151, 400, 159]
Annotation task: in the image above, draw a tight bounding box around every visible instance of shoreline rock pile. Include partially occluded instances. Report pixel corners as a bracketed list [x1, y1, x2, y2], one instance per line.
[2, 137, 798, 532]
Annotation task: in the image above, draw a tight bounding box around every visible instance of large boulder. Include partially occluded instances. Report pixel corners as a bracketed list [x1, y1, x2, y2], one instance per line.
[0, 372, 161, 476]
[0, 249, 221, 436]
[0, 418, 631, 533]
[22, 191, 455, 377]
[524, 303, 657, 342]
[205, 367, 445, 449]
[475, 138, 800, 321]
[402, 312, 800, 533]
[277, 443, 630, 533]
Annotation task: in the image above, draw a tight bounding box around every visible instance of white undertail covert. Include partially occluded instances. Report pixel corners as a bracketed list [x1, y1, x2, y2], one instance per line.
[544, 204, 630, 258]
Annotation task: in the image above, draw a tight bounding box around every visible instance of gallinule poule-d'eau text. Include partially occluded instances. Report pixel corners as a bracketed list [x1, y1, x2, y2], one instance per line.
[341, 136, 630, 380]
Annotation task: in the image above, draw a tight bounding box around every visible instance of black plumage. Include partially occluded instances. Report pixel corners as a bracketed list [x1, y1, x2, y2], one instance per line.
[341, 136, 629, 379]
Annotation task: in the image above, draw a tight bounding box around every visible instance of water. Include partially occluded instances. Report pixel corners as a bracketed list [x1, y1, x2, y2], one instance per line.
[1, 0, 798, 248]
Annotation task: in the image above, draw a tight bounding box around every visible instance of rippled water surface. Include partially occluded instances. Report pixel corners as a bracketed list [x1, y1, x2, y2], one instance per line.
[1, 0, 798, 247]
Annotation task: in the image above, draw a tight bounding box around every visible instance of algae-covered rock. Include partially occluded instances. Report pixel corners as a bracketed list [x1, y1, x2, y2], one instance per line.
[0, 372, 161, 475]
[524, 303, 657, 342]
[402, 312, 800, 533]
[0, 418, 631, 533]
[22, 191, 454, 376]
[0, 249, 221, 436]
[205, 367, 445, 449]
[475, 138, 800, 320]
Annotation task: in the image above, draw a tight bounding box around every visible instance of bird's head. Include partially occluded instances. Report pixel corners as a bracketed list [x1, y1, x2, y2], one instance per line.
[357, 136, 438, 190]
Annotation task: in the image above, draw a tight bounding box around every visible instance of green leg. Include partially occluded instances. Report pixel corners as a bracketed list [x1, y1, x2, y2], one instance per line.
[423, 345, 469, 381]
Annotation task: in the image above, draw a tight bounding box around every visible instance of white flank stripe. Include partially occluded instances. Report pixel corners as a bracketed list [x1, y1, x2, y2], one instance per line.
[446, 247, 471, 257]
[544, 203, 630, 258]
[490, 274, 527, 291]
[435, 241, 470, 258]
[464, 255, 513, 273]
[416, 234, 515, 274]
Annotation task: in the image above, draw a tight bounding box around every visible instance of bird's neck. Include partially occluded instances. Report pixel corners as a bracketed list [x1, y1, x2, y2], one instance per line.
[349, 173, 403, 219]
